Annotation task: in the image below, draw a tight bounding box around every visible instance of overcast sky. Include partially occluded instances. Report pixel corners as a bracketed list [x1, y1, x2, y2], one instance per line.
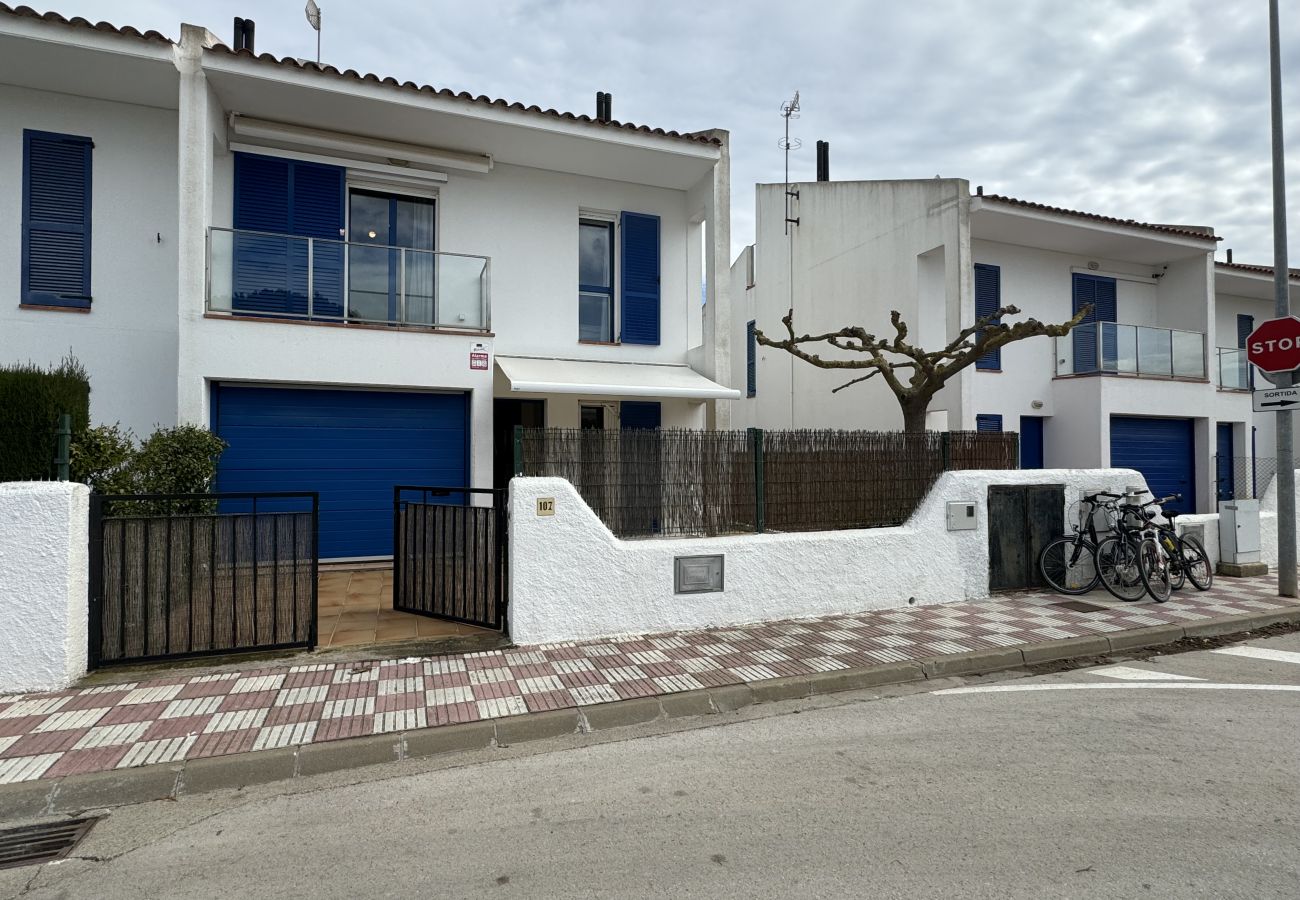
[67, 0, 1300, 264]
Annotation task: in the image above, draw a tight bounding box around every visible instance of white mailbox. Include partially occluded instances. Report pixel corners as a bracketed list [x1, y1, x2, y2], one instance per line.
[946, 501, 978, 531]
[1219, 499, 1262, 564]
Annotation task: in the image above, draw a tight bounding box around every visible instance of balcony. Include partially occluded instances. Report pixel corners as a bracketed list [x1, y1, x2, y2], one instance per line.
[1216, 347, 1252, 391]
[1054, 322, 1205, 379]
[205, 227, 491, 331]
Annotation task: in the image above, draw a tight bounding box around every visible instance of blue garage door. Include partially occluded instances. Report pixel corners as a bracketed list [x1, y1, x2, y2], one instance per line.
[1109, 416, 1195, 514]
[213, 385, 468, 559]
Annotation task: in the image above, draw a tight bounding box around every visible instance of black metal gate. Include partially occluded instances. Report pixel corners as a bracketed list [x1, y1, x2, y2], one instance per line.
[393, 486, 506, 630]
[88, 492, 318, 667]
[988, 484, 1066, 591]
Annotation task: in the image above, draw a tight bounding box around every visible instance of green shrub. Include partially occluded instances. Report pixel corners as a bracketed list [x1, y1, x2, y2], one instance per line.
[71, 423, 137, 493]
[131, 425, 227, 496]
[0, 356, 90, 481]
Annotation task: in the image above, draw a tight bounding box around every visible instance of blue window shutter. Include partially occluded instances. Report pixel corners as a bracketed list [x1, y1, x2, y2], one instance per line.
[620, 211, 660, 345]
[620, 401, 661, 430]
[974, 263, 1001, 370]
[22, 130, 93, 308]
[746, 320, 757, 397]
[232, 153, 343, 317]
[1237, 314, 1254, 349]
[1071, 273, 1117, 372]
[976, 414, 1003, 433]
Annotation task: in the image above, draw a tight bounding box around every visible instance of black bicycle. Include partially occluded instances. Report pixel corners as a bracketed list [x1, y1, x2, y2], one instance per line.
[1038, 491, 1122, 595]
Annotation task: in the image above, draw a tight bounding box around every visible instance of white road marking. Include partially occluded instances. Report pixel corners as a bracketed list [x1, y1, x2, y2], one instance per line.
[1210, 646, 1300, 666]
[1088, 665, 1204, 682]
[934, 683, 1300, 696]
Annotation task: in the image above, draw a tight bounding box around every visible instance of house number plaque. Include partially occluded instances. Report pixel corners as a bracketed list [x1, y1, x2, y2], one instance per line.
[536, 498, 555, 517]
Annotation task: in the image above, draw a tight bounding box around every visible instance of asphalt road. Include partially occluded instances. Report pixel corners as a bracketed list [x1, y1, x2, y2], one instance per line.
[4, 634, 1300, 900]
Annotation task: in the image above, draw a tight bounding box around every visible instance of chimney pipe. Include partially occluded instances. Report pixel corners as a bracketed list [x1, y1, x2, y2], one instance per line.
[243, 18, 255, 54]
[815, 140, 829, 182]
[233, 16, 244, 51]
[1227, 248, 1234, 264]
[594, 91, 612, 123]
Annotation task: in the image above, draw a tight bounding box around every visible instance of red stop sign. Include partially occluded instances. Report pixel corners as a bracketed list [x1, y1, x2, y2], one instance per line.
[1246, 316, 1300, 373]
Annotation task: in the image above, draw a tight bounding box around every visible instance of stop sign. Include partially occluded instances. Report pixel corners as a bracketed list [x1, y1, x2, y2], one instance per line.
[1246, 316, 1300, 373]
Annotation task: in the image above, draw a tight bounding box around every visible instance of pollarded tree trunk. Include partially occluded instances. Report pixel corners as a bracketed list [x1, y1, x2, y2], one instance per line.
[900, 398, 931, 434]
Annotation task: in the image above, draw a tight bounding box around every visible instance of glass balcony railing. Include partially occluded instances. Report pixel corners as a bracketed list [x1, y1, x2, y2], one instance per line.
[206, 227, 491, 331]
[1217, 347, 1252, 390]
[1054, 322, 1206, 379]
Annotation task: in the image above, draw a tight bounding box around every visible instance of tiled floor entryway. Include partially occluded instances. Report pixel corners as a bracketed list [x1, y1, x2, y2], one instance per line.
[317, 567, 496, 649]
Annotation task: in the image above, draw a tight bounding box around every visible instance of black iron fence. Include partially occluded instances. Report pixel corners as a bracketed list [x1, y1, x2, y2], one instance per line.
[393, 487, 506, 630]
[89, 492, 318, 667]
[517, 428, 1019, 538]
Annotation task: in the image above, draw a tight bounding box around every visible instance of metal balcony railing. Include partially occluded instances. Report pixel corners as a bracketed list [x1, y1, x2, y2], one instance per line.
[205, 227, 491, 331]
[1054, 322, 1206, 379]
[1216, 347, 1252, 390]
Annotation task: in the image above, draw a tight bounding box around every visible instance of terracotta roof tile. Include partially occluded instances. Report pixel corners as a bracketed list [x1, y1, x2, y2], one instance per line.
[979, 193, 1221, 243]
[0, 2, 172, 43]
[203, 45, 720, 146]
[1216, 261, 1300, 281]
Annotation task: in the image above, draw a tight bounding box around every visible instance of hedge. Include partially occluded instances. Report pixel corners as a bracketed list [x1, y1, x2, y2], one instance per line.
[0, 356, 90, 481]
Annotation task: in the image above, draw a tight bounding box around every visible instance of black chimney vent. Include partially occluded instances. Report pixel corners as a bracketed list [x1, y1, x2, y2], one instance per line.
[595, 91, 612, 123]
[815, 140, 830, 182]
[1227, 248, 1234, 264]
[233, 17, 255, 53]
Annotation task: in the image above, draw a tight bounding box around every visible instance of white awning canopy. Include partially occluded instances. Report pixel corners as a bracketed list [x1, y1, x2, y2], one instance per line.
[495, 356, 740, 400]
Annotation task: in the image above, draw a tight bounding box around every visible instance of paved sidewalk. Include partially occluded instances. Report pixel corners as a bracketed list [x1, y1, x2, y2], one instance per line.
[0, 576, 1293, 788]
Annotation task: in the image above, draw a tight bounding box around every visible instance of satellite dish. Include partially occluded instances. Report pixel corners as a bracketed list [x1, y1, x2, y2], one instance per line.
[305, 0, 321, 30]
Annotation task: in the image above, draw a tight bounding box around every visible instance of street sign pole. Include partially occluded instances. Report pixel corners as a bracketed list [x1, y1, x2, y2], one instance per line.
[1267, 0, 1295, 597]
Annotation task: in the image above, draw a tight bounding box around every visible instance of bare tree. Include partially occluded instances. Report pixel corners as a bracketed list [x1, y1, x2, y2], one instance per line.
[756, 304, 1090, 433]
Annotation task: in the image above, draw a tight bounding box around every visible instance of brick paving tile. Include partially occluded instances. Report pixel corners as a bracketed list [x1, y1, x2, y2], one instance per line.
[0, 576, 1291, 785]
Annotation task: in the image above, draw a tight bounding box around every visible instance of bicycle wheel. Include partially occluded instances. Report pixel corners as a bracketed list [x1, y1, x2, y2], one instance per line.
[1097, 536, 1147, 602]
[1039, 536, 1100, 595]
[1164, 533, 1187, 591]
[1178, 535, 1214, 591]
[1137, 537, 1172, 603]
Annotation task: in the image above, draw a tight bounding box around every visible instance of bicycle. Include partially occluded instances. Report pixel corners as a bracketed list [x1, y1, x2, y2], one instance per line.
[1095, 493, 1155, 602]
[1139, 494, 1214, 593]
[1038, 492, 1121, 595]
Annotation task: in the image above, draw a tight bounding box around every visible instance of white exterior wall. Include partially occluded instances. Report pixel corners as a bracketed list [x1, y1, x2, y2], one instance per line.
[0, 84, 180, 436]
[742, 179, 968, 432]
[0, 482, 89, 694]
[508, 469, 1149, 646]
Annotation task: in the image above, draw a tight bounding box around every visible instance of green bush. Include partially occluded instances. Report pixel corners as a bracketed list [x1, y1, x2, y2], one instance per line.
[0, 356, 90, 481]
[72, 423, 227, 513]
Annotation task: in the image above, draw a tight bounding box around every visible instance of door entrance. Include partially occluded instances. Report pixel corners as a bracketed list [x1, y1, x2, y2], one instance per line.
[494, 398, 545, 490]
[347, 188, 435, 324]
[392, 486, 506, 630]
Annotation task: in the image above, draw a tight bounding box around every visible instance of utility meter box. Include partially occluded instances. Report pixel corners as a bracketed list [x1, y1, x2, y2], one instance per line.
[946, 501, 978, 531]
[1219, 499, 1262, 564]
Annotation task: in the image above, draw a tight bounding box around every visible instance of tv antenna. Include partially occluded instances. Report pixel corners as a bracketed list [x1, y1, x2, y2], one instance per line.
[779, 91, 801, 235]
[305, 0, 322, 64]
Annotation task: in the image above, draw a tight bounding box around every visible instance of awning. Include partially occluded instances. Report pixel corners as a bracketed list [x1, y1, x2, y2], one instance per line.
[495, 356, 741, 400]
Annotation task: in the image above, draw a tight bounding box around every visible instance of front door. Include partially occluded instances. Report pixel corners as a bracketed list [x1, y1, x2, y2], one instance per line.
[348, 189, 436, 325]
[494, 399, 545, 490]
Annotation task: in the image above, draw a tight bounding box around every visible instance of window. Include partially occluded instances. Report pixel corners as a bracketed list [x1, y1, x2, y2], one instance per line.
[746, 320, 757, 397]
[974, 263, 1001, 370]
[22, 130, 93, 309]
[579, 219, 615, 342]
[577, 211, 661, 345]
[976, 414, 1003, 433]
[620, 401, 661, 430]
[580, 405, 606, 430]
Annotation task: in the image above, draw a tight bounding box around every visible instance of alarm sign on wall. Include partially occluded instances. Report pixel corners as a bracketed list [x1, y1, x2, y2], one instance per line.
[470, 346, 489, 371]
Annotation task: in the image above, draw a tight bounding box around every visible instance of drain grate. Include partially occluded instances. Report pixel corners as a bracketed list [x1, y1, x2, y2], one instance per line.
[0, 817, 99, 870]
[1050, 599, 1109, 613]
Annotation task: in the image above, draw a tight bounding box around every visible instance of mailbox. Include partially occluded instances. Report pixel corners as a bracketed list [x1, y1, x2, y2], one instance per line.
[946, 501, 978, 531]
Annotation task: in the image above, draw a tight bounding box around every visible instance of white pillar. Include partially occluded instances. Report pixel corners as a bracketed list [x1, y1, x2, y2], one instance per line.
[0, 483, 91, 694]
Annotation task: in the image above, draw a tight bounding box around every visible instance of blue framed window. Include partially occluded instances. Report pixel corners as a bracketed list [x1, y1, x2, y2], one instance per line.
[22, 130, 93, 309]
[974, 263, 1001, 370]
[746, 320, 757, 397]
[579, 218, 615, 342]
[976, 414, 1003, 433]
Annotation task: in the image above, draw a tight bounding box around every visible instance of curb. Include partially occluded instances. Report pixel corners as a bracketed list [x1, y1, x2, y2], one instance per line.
[4, 605, 1300, 819]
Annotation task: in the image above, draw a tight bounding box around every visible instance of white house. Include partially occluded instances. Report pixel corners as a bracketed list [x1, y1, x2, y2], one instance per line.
[731, 177, 1252, 514]
[0, 7, 736, 560]
[1212, 259, 1300, 492]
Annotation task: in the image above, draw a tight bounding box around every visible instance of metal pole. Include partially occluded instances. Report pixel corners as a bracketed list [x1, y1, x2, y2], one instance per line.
[55, 412, 71, 481]
[1269, 0, 1296, 597]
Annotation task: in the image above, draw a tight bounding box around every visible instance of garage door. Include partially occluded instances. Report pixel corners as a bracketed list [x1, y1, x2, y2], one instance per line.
[1109, 416, 1195, 514]
[213, 385, 468, 559]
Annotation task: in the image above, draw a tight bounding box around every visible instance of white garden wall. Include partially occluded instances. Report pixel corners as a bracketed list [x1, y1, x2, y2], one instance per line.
[508, 469, 1151, 645]
[0, 482, 90, 695]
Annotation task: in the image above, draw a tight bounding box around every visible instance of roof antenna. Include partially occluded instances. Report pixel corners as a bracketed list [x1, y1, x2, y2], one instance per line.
[779, 91, 801, 235]
[305, 0, 321, 64]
